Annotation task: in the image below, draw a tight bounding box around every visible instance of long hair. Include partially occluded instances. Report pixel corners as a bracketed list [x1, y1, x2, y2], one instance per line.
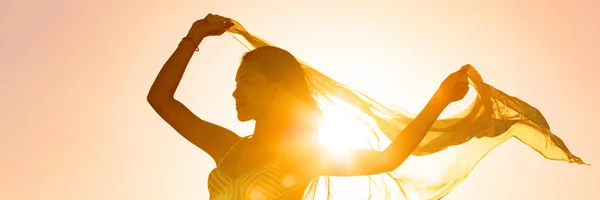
[242, 46, 321, 137]
[226, 20, 586, 200]
[241, 46, 329, 199]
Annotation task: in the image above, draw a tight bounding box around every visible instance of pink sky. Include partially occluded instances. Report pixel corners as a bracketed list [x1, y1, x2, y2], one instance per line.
[1, 0, 598, 199]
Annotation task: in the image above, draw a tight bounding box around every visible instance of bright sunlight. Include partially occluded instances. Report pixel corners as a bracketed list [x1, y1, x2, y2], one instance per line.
[316, 96, 386, 153]
[317, 108, 369, 153]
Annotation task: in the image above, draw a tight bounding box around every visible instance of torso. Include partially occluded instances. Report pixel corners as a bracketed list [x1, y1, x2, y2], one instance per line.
[207, 136, 311, 199]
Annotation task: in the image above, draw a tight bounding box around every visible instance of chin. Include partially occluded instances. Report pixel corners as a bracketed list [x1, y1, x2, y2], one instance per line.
[237, 114, 253, 122]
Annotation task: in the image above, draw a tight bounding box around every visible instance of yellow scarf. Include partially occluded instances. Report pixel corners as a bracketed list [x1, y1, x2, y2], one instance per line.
[226, 20, 586, 200]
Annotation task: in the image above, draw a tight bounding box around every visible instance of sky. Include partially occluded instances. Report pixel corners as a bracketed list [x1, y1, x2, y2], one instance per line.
[1, 0, 599, 199]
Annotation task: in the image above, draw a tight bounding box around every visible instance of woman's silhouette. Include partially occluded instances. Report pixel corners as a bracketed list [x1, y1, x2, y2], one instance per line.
[148, 13, 584, 199]
[148, 14, 469, 199]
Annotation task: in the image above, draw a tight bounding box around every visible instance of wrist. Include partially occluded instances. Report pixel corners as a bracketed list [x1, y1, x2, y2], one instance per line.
[186, 26, 209, 44]
[429, 92, 451, 109]
[179, 35, 204, 52]
[185, 32, 205, 44]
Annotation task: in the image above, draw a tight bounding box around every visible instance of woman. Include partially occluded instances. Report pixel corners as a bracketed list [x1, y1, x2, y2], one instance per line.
[148, 13, 468, 199]
[148, 14, 584, 199]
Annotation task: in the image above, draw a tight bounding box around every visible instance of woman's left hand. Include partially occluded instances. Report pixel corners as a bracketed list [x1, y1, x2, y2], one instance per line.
[433, 66, 470, 105]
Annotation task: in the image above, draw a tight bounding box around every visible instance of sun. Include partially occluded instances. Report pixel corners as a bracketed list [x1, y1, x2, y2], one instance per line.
[316, 99, 376, 153]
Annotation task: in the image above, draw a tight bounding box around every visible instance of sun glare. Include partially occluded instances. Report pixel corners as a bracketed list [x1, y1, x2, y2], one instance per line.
[317, 98, 377, 153]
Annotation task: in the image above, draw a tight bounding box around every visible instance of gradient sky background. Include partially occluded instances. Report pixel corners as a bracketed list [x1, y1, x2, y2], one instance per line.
[1, 0, 599, 199]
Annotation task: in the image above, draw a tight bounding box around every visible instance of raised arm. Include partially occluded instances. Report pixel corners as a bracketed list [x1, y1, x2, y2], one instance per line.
[297, 67, 470, 176]
[147, 14, 240, 164]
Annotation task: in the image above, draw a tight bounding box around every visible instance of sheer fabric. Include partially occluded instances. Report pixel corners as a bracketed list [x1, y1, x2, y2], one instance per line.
[225, 20, 586, 200]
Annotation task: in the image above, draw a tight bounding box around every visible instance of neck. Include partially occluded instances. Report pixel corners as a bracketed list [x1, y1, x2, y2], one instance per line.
[251, 112, 292, 147]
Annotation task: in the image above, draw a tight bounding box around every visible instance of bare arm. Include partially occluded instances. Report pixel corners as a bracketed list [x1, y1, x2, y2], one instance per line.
[299, 68, 469, 176]
[147, 15, 239, 163]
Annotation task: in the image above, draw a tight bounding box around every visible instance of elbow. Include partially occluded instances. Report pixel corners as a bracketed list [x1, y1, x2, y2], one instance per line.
[383, 152, 406, 172]
[147, 96, 161, 109]
[147, 92, 172, 108]
[385, 160, 402, 172]
[146, 92, 159, 105]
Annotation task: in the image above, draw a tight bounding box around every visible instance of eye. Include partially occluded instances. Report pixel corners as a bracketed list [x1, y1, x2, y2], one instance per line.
[236, 80, 251, 88]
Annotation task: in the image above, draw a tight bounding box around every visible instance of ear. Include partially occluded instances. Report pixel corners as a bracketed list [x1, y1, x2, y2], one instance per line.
[263, 83, 280, 101]
[267, 82, 290, 105]
[269, 82, 285, 96]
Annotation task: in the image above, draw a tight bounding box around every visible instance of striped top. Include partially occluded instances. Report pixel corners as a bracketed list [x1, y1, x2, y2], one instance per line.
[207, 137, 291, 199]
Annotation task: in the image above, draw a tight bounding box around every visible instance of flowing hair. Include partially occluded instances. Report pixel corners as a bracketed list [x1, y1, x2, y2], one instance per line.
[241, 45, 329, 199]
[226, 20, 586, 199]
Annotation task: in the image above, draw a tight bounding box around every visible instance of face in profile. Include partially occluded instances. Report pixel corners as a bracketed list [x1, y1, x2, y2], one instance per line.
[232, 60, 277, 122]
[233, 46, 312, 125]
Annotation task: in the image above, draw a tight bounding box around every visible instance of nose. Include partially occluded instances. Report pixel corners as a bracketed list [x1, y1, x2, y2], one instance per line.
[232, 88, 239, 98]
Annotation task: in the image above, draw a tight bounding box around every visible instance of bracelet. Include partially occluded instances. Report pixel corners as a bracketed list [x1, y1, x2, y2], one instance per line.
[181, 37, 199, 51]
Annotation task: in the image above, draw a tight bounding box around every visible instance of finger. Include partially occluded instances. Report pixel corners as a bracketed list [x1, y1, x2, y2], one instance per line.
[460, 64, 471, 71]
[222, 18, 232, 25]
[205, 13, 215, 21]
[219, 19, 233, 27]
[456, 85, 468, 91]
[451, 69, 468, 78]
[454, 65, 470, 76]
[212, 14, 222, 21]
[207, 14, 223, 24]
[208, 15, 218, 23]
[459, 74, 469, 83]
[456, 82, 469, 89]
[217, 23, 233, 31]
[453, 66, 466, 73]
[225, 18, 234, 26]
[216, 29, 227, 35]
[456, 87, 469, 96]
[213, 14, 229, 23]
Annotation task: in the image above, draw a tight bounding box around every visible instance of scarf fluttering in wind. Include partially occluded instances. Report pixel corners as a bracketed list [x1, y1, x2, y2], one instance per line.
[226, 20, 586, 200]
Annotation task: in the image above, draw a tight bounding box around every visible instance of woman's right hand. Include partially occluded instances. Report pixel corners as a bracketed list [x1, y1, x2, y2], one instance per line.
[187, 14, 234, 41]
[432, 66, 470, 105]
